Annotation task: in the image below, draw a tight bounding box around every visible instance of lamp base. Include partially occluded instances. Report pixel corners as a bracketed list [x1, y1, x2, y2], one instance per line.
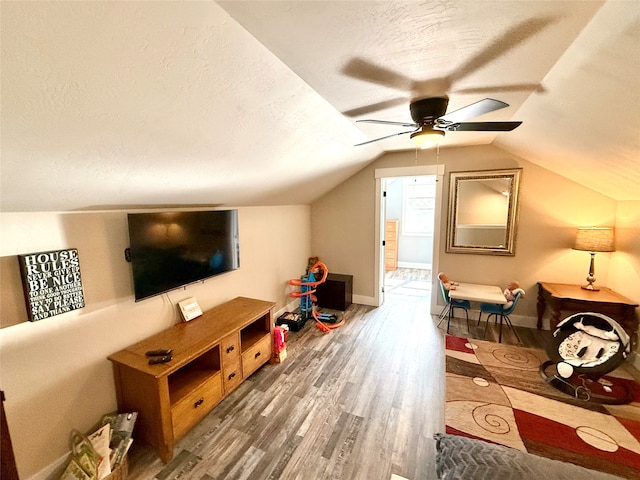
[582, 255, 599, 291]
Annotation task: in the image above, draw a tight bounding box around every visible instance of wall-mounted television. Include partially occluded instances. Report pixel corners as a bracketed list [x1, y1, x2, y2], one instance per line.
[127, 210, 240, 301]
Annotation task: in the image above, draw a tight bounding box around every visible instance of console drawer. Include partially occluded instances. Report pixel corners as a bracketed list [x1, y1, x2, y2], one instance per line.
[223, 359, 243, 394]
[221, 332, 240, 363]
[171, 372, 222, 440]
[242, 335, 271, 377]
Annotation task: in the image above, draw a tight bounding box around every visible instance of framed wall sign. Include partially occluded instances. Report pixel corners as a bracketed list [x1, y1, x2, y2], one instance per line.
[18, 248, 85, 322]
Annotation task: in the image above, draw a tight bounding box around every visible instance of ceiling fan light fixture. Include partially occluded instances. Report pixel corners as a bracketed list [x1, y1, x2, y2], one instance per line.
[410, 128, 444, 149]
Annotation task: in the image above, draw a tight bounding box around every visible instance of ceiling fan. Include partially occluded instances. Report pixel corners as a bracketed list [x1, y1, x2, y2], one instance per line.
[354, 96, 522, 148]
[342, 17, 552, 120]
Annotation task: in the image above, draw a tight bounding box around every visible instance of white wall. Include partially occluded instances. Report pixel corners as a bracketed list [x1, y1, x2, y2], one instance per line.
[609, 201, 640, 320]
[0, 205, 311, 479]
[610, 201, 640, 369]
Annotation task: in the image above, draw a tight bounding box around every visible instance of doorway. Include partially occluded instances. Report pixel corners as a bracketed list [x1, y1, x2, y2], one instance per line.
[374, 165, 445, 314]
[383, 175, 435, 299]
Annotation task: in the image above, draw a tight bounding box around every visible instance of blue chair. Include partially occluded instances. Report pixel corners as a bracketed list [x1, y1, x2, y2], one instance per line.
[478, 292, 522, 343]
[437, 281, 471, 333]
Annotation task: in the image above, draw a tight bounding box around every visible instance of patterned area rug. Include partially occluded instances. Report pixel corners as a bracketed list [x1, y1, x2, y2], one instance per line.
[445, 335, 640, 479]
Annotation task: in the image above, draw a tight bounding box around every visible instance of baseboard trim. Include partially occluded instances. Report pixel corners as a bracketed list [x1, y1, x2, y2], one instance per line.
[447, 310, 546, 330]
[275, 300, 299, 319]
[281, 297, 380, 311]
[27, 453, 68, 480]
[353, 294, 376, 307]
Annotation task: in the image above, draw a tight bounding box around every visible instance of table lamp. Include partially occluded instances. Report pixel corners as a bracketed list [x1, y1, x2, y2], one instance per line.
[572, 227, 614, 291]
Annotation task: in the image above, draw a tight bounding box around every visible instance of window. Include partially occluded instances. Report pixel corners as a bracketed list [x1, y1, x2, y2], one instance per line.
[402, 177, 436, 236]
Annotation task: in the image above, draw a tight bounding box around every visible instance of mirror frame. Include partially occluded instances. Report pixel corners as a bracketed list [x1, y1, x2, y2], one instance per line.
[446, 168, 522, 256]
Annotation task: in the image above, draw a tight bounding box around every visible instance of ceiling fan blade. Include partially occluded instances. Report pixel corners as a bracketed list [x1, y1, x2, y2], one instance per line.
[450, 17, 555, 83]
[438, 98, 509, 123]
[454, 83, 546, 94]
[342, 97, 408, 117]
[356, 119, 418, 128]
[442, 121, 522, 132]
[342, 58, 413, 91]
[354, 129, 417, 146]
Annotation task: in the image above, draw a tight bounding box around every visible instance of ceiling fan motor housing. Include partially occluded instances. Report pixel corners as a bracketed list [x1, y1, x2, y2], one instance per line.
[410, 97, 449, 125]
[354, 96, 520, 146]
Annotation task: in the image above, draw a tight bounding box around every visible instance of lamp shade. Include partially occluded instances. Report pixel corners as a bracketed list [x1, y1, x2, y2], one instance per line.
[573, 227, 615, 252]
[410, 127, 444, 149]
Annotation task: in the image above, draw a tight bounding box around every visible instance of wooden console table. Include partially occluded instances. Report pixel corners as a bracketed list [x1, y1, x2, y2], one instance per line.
[537, 282, 638, 336]
[108, 296, 275, 463]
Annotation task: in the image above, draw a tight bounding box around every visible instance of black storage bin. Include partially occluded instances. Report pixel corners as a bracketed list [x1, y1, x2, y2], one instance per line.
[316, 273, 353, 311]
[276, 312, 307, 332]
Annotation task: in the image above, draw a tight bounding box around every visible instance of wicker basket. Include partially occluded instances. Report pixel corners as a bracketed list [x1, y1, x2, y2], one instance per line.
[105, 454, 128, 480]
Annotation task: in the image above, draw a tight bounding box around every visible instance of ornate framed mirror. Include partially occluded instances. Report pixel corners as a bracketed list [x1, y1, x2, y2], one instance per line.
[446, 168, 522, 255]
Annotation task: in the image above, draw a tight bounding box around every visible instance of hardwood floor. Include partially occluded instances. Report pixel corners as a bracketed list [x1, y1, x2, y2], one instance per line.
[127, 292, 548, 480]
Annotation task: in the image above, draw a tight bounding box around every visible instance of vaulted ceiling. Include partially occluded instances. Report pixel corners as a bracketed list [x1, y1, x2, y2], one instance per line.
[1, 1, 638, 212]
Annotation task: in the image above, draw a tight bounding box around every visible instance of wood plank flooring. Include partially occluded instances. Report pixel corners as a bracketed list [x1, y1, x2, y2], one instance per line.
[126, 291, 548, 480]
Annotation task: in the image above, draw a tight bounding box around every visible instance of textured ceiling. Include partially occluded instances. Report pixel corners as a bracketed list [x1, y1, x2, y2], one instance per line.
[1, 1, 639, 212]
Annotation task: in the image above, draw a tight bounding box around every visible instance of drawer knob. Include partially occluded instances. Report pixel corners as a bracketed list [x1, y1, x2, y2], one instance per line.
[226, 345, 235, 353]
[228, 372, 236, 380]
[254, 351, 261, 359]
[194, 397, 204, 408]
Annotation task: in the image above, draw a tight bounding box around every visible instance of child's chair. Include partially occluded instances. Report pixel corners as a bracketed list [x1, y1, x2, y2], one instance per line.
[478, 292, 522, 343]
[437, 281, 470, 333]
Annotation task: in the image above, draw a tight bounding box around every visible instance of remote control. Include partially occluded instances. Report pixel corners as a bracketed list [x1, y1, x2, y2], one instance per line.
[146, 349, 173, 357]
[148, 355, 172, 364]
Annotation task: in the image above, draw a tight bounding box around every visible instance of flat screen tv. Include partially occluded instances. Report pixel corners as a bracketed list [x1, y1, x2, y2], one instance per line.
[127, 210, 240, 301]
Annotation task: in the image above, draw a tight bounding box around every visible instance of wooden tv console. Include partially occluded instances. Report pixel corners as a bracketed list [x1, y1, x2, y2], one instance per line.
[108, 296, 275, 463]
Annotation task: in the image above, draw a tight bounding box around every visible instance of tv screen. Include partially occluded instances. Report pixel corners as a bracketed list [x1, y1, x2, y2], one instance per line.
[127, 210, 240, 301]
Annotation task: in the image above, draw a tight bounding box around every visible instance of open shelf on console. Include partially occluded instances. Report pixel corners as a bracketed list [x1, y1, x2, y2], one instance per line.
[240, 313, 271, 352]
[168, 345, 221, 404]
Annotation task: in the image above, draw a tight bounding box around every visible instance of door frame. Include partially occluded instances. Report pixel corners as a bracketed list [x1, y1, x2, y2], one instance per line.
[374, 164, 445, 314]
